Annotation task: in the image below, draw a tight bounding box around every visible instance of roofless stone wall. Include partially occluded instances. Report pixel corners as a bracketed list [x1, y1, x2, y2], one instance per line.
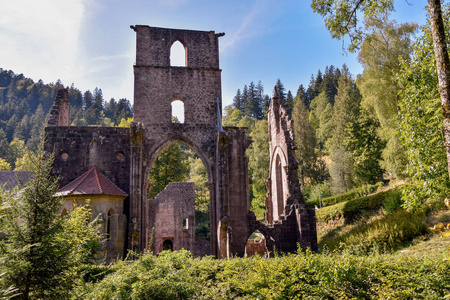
[44, 125, 130, 195]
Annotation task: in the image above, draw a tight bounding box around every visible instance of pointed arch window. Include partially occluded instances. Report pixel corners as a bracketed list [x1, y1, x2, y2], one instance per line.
[275, 154, 284, 217]
[170, 40, 187, 67]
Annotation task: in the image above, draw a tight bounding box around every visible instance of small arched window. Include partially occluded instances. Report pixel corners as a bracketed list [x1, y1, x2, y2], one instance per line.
[171, 99, 184, 123]
[275, 154, 284, 217]
[162, 239, 173, 251]
[106, 208, 114, 237]
[170, 40, 186, 67]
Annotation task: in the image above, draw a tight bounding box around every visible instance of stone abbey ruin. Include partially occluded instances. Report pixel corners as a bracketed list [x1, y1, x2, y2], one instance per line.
[44, 26, 317, 259]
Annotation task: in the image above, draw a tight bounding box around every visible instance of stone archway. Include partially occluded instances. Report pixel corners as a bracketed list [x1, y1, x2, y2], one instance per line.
[144, 136, 214, 256]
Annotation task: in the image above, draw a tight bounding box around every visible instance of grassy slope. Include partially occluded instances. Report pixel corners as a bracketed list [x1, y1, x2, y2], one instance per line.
[316, 183, 450, 256]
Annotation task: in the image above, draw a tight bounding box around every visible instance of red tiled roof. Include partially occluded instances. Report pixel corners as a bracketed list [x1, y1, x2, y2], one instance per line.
[55, 168, 127, 197]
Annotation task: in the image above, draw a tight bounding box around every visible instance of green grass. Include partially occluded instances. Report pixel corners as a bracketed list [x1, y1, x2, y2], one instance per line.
[315, 189, 396, 223]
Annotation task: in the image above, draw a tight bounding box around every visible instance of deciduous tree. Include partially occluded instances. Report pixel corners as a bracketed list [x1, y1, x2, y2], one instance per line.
[311, 0, 450, 181]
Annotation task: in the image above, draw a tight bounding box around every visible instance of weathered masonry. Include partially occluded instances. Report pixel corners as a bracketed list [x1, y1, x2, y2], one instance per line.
[44, 26, 317, 259]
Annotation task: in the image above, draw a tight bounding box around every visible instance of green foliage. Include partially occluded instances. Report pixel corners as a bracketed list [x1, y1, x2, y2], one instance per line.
[293, 89, 328, 186]
[188, 156, 209, 213]
[314, 182, 381, 208]
[14, 151, 37, 171]
[397, 6, 450, 212]
[316, 188, 399, 222]
[0, 144, 101, 299]
[328, 66, 361, 194]
[231, 81, 268, 121]
[222, 105, 243, 126]
[309, 91, 334, 149]
[0, 158, 11, 171]
[383, 189, 403, 212]
[303, 181, 333, 207]
[247, 120, 269, 220]
[147, 144, 190, 199]
[78, 248, 450, 299]
[195, 210, 210, 240]
[311, 0, 395, 52]
[357, 15, 417, 178]
[346, 109, 385, 185]
[322, 209, 428, 255]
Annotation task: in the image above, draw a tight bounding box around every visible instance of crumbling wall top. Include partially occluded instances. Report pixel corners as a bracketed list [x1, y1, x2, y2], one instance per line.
[47, 88, 70, 126]
[131, 25, 224, 69]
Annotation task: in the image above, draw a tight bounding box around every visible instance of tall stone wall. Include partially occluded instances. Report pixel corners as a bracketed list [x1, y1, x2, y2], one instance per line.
[215, 127, 252, 258]
[44, 126, 131, 194]
[147, 182, 196, 254]
[256, 87, 318, 252]
[130, 26, 252, 258]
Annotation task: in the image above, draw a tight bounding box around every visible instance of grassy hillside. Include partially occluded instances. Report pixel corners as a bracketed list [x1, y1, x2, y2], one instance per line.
[315, 183, 450, 256]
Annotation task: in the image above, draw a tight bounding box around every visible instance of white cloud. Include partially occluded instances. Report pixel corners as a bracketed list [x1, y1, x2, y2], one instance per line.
[0, 0, 86, 85]
[220, 0, 274, 51]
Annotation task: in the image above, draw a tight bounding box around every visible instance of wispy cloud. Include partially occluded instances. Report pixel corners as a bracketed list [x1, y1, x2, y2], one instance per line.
[221, 0, 274, 51]
[0, 0, 86, 83]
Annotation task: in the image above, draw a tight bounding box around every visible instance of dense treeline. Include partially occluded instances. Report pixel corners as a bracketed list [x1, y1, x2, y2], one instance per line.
[0, 69, 132, 170]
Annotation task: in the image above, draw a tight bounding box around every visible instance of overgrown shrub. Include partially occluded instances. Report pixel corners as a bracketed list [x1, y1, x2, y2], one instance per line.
[322, 209, 428, 254]
[383, 189, 404, 212]
[309, 182, 383, 208]
[304, 181, 332, 208]
[77, 248, 450, 299]
[316, 189, 394, 222]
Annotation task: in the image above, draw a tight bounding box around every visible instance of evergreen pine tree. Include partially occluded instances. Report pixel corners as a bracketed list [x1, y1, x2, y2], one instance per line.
[232, 89, 243, 113]
[0, 144, 101, 299]
[285, 90, 294, 115]
[275, 79, 286, 103]
[328, 66, 361, 194]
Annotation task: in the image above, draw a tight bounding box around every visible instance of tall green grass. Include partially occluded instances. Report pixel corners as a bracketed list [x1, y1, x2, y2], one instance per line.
[321, 209, 429, 255]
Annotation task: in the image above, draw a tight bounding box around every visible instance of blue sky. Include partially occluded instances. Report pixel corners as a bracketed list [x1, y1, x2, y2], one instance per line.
[0, 0, 427, 109]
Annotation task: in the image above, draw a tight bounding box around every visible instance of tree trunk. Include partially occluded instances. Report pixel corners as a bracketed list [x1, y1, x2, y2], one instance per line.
[428, 0, 450, 179]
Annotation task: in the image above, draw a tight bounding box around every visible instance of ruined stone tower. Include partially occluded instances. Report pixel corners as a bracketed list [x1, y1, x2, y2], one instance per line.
[129, 26, 252, 257]
[44, 25, 317, 259]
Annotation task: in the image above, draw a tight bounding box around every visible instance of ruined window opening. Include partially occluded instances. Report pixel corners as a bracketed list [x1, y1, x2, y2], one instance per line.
[163, 239, 173, 251]
[170, 40, 186, 67]
[275, 154, 284, 217]
[60, 151, 69, 161]
[106, 208, 114, 237]
[115, 151, 125, 161]
[183, 218, 189, 229]
[171, 99, 184, 123]
[245, 230, 268, 257]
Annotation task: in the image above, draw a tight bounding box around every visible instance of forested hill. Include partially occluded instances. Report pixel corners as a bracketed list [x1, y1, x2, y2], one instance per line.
[0, 68, 132, 170]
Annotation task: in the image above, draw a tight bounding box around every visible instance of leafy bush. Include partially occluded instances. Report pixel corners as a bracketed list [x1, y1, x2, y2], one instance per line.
[316, 189, 395, 222]
[304, 181, 332, 208]
[78, 248, 450, 299]
[322, 209, 428, 255]
[383, 189, 404, 212]
[309, 182, 383, 208]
